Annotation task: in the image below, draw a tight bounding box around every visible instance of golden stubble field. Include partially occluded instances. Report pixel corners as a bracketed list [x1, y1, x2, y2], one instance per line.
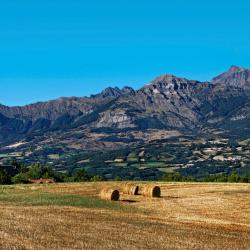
[0, 182, 249, 250]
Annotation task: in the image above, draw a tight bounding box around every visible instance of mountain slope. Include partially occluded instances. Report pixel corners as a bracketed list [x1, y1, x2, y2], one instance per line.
[1, 66, 250, 149]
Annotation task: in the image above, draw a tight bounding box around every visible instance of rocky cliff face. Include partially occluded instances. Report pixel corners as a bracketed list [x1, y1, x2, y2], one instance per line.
[1, 66, 250, 147]
[212, 66, 250, 88]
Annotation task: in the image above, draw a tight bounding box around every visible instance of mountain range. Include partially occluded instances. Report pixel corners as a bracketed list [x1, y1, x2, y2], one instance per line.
[1, 65, 250, 152]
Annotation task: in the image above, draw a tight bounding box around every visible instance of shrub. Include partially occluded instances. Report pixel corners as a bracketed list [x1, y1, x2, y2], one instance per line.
[12, 173, 29, 184]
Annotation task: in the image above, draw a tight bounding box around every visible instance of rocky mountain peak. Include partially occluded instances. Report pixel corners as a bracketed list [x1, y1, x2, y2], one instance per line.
[91, 87, 121, 98]
[142, 74, 201, 93]
[228, 65, 247, 73]
[91, 86, 134, 99]
[149, 74, 180, 85]
[121, 86, 135, 94]
[100, 87, 121, 98]
[212, 65, 250, 87]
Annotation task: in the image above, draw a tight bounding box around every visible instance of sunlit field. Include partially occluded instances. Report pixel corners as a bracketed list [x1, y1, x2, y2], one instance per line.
[0, 182, 249, 249]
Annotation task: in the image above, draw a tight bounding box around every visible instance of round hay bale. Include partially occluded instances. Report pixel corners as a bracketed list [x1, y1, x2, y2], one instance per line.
[123, 183, 139, 195]
[142, 185, 161, 197]
[100, 188, 120, 201]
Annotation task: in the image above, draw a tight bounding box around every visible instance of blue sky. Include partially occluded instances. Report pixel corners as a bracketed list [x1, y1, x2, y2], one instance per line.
[0, 0, 250, 106]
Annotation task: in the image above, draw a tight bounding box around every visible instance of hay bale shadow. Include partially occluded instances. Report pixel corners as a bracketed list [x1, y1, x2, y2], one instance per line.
[121, 199, 138, 203]
[162, 196, 179, 199]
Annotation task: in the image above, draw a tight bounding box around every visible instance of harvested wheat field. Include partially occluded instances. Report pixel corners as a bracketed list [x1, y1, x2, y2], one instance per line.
[0, 182, 249, 250]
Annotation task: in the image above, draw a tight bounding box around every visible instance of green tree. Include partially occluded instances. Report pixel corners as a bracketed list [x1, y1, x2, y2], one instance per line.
[28, 163, 43, 179]
[0, 169, 11, 185]
[114, 176, 122, 181]
[74, 168, 91, 182]
[12, 172, 29, 184]
[11, 160, 28, 173]
[91, 175, 104, 182]
[161, 173, 194, 182]
[228, 171, 241, 183]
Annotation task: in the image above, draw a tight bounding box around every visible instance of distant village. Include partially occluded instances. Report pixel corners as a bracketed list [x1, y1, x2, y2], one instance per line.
[1, 135, 250, 181]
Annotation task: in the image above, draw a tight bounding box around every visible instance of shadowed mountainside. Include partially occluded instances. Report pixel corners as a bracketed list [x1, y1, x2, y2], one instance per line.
[1, 66, 250, 148]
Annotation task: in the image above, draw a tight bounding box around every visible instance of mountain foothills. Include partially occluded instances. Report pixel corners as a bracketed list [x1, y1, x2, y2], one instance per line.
[1, 66, 250, 180]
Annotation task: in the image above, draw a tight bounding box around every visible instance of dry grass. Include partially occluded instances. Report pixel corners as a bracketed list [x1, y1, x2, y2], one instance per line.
[0, 182, 249, 249]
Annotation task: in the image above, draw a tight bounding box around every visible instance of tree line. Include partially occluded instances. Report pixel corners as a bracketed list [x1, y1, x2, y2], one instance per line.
[0, 161, 250, 185]
[160, 172, 250, 183]
[0, 162, 103, 185]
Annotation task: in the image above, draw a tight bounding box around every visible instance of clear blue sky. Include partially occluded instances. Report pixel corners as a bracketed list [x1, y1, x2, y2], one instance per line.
[1, 0, 250, 106]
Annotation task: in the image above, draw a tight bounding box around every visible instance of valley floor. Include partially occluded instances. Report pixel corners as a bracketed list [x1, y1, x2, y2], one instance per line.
[0, 182, 249, 249]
